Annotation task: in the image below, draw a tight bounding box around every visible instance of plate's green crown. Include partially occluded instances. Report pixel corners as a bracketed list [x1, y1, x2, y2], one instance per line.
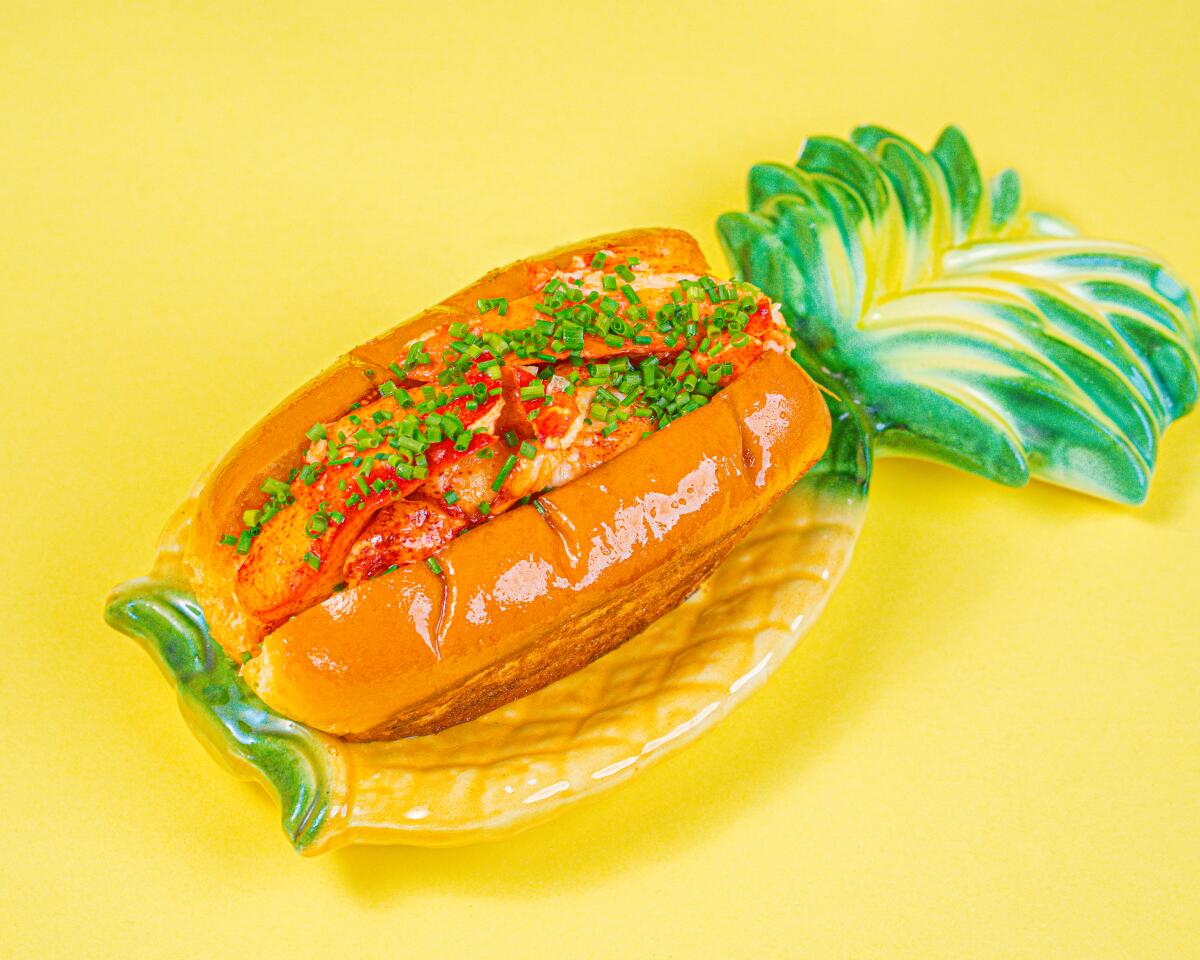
[719, 124, 1200, 503]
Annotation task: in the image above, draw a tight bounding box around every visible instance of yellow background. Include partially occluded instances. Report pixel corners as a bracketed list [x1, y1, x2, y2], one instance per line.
[2, 1, 1198, 956]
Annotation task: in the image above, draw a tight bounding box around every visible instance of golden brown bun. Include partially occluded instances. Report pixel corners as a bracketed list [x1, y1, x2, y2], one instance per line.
[183, 227, 832, 740]
[241, 350, 830, 738]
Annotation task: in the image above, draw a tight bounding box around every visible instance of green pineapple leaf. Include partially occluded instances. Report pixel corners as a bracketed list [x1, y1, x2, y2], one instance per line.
[718, 124, 1199, 503]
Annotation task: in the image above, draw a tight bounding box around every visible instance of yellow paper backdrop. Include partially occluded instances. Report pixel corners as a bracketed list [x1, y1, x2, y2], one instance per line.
[2, 1, 1197, 956]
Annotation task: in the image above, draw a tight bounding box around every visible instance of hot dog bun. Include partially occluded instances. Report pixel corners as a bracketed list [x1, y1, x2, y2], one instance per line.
[183, 228, 831, 740]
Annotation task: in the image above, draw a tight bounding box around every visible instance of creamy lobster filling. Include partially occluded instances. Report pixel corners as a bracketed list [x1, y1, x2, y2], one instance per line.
[223, 249, 793, 629]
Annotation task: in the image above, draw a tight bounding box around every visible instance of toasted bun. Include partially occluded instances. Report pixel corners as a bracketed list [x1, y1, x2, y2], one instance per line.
[241, 350, 830, 738]
[184, 228, 831, 739]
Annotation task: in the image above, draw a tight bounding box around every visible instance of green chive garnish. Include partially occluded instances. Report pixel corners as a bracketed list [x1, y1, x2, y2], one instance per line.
[260, 477, 291, 500]
[492, 453, 518, 491]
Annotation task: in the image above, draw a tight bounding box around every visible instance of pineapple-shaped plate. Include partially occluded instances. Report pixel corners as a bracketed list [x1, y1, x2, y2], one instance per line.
[106, 126, 1198, 854]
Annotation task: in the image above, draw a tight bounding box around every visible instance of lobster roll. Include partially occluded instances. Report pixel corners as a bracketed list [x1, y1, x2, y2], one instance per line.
[184, 228, 831, 739]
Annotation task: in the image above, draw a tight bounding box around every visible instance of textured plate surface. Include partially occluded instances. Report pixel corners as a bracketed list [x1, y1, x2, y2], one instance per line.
[106, 409, 866, 854]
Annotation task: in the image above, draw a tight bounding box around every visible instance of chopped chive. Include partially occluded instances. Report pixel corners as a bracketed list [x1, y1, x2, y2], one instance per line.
[260, 477, 291, 500]
[444, 490, 460, 505]
[426, 556, 443, 575]
[484, 333, 512, 357]
[302, 552, 321, 571]
[492, 453, 518, 491]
